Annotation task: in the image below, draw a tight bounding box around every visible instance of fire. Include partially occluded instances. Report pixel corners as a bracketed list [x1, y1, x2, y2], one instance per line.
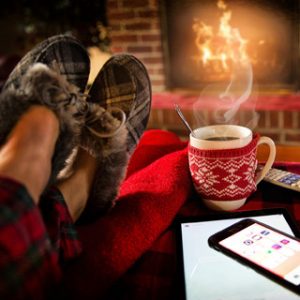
[193, 0, 249, 74]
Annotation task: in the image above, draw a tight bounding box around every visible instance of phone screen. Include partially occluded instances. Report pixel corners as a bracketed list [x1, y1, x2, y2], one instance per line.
[219, 222, 300, 287]
[179, 212, 300, 300]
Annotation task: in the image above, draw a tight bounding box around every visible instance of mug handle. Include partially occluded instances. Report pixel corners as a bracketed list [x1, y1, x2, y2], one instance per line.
[255, 136, 276, 184]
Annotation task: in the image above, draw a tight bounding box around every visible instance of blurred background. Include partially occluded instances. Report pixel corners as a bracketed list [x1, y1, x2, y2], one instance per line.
[0, 0, 299, 145]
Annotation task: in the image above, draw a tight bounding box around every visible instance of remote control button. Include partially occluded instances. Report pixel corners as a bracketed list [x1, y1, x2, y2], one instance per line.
[263, 168, 300, 192]
[279, 175, 300, 185]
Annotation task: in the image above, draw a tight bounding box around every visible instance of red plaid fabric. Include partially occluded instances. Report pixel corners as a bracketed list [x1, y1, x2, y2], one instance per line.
[0, 177, 81, 300]
[39, 187, 82, 262]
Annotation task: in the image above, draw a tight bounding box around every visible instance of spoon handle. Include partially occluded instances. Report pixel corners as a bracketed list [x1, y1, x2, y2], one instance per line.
[174, 104, 194, 135]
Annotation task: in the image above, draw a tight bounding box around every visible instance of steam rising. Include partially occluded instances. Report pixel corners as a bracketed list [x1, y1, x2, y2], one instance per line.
[192, 0, 260, 131]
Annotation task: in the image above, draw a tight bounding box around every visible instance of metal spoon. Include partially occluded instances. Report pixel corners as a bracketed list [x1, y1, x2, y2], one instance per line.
[174, 104, 194, 136]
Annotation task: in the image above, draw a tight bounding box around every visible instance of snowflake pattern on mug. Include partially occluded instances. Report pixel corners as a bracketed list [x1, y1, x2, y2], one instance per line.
[188, 144, 258, 201]
[193, 166, 220, 190]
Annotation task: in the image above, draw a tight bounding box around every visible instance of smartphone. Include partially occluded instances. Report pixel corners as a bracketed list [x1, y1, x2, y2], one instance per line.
[208, 218, 300, 296]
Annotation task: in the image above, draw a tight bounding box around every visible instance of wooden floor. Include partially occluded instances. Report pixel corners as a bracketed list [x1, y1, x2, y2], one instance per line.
[258, 144, 300, 162]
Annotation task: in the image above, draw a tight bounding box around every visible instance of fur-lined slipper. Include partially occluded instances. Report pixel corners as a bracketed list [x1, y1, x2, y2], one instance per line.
[87, 54, 152, 154]
[3, 34, 90, 93]
[0, 63, 87, 188]
[0, 34, 90, 187]
[78, 54, 152, 220]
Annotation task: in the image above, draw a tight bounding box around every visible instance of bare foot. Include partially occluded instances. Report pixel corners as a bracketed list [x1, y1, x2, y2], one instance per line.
[0, 106, 59, 203]
[56, 148, 97, 221]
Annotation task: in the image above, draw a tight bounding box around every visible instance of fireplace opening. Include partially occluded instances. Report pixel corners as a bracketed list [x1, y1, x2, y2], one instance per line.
[161, 0, 300, 92]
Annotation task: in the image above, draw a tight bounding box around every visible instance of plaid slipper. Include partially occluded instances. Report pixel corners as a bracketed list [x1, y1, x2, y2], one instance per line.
[2, 34, 90, 93]
[0, 63, 88, 189]
[0, 63, 88, 187]
[87, 54, 152, 155]
[79, 54, 152, 220]
[0, 34, 90, 188]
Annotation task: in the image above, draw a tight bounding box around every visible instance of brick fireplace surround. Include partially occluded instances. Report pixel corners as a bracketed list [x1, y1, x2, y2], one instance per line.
[106, 0, 300, 145]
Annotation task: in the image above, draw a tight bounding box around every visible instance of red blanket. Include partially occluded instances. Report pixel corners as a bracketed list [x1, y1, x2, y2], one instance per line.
[63, 129, 300, 300]
[64, 130, 192, 299]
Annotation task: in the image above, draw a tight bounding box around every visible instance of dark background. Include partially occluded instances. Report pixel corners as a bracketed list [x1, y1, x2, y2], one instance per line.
[0, 0, 109, 56]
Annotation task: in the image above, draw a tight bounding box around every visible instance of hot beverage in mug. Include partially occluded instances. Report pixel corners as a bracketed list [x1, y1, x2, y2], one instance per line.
[204, 136, 239, 141]
[188, 125, 276, 211]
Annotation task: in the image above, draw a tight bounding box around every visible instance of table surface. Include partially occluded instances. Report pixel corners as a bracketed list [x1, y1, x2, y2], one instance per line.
[258, 144, 300, 162]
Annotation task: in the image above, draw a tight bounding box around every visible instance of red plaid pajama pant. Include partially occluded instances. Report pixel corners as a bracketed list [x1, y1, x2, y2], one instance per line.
[0, 176, 81, 300]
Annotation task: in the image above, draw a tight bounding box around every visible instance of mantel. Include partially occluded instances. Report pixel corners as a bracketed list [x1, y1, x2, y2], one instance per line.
[148, 92, 300, 145]
[152, 92, 300, 112]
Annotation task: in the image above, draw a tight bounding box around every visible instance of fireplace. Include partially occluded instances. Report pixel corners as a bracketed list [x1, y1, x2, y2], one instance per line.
[161, 0, 300, 92]
[106, 0, 300, 145]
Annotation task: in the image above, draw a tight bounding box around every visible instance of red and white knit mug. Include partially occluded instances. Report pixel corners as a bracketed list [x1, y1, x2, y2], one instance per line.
[188, 125, 276, 211]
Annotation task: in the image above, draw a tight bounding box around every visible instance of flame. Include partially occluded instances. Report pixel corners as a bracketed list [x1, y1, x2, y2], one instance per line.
[193, 0, 249, 73]
[217, 0, 227, 10]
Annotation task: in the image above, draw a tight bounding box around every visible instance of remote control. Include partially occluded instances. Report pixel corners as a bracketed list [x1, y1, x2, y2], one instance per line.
[263, 168, 300, 192]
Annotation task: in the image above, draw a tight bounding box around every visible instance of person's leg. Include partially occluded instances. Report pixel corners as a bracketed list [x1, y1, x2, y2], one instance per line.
[83, 54, 151, 219]
[0, 34, 90, 189]
[0, 62, 89, 192]
[57, 105, 127, 221]
[56, 148, 97, 221]
[0, 35, 90, 299]
[0, 106, 59, 203]
[60, 54, 152, 221]
[0, 107, 62, 300]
